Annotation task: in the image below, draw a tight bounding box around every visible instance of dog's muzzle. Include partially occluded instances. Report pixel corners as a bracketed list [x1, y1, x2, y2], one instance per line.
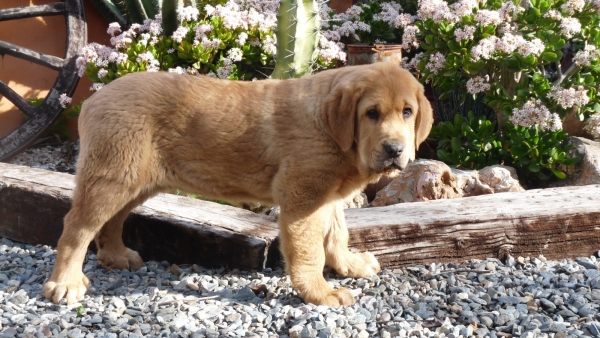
[381, 141, 408, 170]
[382, 158, 408, 171]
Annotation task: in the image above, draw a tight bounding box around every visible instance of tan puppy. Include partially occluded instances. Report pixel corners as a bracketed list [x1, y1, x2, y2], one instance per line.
[44, 62, 433, 307]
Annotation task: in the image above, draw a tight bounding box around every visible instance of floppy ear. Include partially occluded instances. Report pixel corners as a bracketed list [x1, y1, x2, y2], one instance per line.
[415, 86, 434, 150]
[321, 83, 363, 152]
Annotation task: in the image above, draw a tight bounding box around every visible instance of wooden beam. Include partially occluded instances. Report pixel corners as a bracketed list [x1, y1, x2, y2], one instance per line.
[0, 163, 280, 270]
[2, 162, 600, 271]
[346, 185, 600, 268]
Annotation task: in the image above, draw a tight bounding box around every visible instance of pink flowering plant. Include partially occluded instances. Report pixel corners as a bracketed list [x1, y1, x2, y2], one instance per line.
[403, 0, 597, 183]
[405, 0, 600, 127]
[79, 1, 293, 86]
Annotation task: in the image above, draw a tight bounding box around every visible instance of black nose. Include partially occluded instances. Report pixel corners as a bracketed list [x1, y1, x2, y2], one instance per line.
[383, 142, 403, 159]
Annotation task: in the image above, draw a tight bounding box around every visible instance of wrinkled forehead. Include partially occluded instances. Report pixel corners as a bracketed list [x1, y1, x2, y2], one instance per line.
[359, 69, 420, 111]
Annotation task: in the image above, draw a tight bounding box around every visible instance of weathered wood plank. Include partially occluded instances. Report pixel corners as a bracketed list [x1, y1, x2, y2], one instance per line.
[346, 185, 600, 268]
[2, 162, 600, 271]
[0, 163, 280, 270]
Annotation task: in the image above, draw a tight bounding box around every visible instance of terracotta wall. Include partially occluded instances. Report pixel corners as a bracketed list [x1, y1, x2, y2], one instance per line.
[329, 0, 353, 12]
[0, 0, 110, 140]
[0, 0, 354, 141]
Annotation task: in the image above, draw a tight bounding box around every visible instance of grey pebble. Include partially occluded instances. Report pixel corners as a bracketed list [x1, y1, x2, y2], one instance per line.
[6, 147, 600, 338]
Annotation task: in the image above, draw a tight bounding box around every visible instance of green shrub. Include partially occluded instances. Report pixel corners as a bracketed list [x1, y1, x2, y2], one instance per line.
[429, 112, 579, 186]
[429, 112, 503, 170]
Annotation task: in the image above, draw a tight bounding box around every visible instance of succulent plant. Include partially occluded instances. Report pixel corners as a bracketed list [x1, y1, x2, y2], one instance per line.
[161, 0, 178, 36]
[271, 0, 322, 79]
[89, 0, 161, 27]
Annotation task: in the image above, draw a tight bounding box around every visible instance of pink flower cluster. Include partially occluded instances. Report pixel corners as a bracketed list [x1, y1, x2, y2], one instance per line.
[470, 34, 545, 61]
[454, 26, 475, 42]
[573, 45, 600, 67]
[58, 93, 71, 108]
[466, 76, 491, 94]
[544, 10, 582, 38]
[510, 100, 562, 132]
[547, 86, 590, 109]
[425, 52, 446, 74]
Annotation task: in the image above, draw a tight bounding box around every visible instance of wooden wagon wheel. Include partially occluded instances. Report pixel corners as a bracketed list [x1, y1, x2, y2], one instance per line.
[0, 0, 86, 161]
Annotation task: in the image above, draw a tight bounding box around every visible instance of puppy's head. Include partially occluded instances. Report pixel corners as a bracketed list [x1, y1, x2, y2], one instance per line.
[321, 62, 433, 177]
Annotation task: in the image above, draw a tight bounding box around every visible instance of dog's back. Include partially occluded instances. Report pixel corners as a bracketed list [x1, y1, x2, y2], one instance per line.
[77, 71, 335, 204]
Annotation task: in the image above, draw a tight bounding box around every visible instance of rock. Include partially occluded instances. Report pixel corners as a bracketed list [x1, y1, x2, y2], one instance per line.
[239, 202, 274, 215]
[480, 316, 494, 328]
[9, 289, 29, 305]
[268, 206, 280, 218]
[556, 309, 577, 317]
[169, 264, 182, 275]
[477, 165, 524, 193]
[589, 321, 600, 337]
[550, 137, 600, 187]
[577, 258, 599, 270]
[371, 160, 523, 206]
[498, 296, 521, 305]
[371, 160, 462, 206]
[344, 193, 368, 209]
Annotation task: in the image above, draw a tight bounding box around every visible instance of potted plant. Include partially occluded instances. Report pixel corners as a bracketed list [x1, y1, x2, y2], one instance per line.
[319, 0, 418, 65]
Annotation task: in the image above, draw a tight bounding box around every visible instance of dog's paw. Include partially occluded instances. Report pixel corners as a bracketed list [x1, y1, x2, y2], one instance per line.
[334, 251, 381, 278]
[97, 247, 143, 270]
[44, 272, 89, 304]
[320, 287, 356, 307]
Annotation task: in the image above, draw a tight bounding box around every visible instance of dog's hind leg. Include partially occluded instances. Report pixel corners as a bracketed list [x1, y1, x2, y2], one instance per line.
[323, 201, 381, 278]
[44, 180, 146, 304]
[94, 191, 155, 271]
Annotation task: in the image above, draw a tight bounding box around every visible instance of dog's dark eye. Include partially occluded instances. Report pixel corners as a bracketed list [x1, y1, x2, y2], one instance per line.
[403, 108, 412, 118]
[366, 108, 379, 120]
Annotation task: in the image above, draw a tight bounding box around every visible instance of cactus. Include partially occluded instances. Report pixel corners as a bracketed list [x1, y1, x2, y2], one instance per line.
[271, 0, 322, 79]
[161, 0, 200, 37]
[89, 0, 161, 27]
[161, 0, 179, 37]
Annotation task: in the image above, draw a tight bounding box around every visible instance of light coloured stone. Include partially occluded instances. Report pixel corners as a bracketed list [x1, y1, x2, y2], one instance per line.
[478, 165, 524, 193]
[344, 193, 368, 209]
[371, 160, 461, 206]
[550, 136, 600, 187]
[371, 160, 524, 207]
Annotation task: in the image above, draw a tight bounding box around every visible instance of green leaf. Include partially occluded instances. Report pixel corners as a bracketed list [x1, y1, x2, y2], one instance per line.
[528, 161, 540, 172]
[561, 157, 580, 165]
[444, 69, 457, 76]
[451, 137, 462, 152]
[448, 40, 462, 53]
[454, 114, 464, 128]
[76, 305, 86, 318]
[550, 169, 566, 179]
[541, 51, 559, 62]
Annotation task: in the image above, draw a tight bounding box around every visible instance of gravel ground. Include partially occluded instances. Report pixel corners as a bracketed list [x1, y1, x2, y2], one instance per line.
[5, 142, 600, 338]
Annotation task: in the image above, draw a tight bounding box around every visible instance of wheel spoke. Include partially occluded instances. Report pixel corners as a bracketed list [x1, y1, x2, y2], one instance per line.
[0, 40, 65, 70]
[0, 80, 35, 117]
[0, 3, 66, 22]
[0, 0, 86, 162]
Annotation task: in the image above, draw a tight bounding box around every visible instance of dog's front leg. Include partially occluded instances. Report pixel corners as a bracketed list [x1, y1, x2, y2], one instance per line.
[278, 205, 356, 307]
[323, 201, 381, 278]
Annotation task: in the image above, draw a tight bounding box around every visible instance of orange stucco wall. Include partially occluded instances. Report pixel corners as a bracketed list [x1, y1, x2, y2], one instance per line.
[0, 0, 110, 140]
